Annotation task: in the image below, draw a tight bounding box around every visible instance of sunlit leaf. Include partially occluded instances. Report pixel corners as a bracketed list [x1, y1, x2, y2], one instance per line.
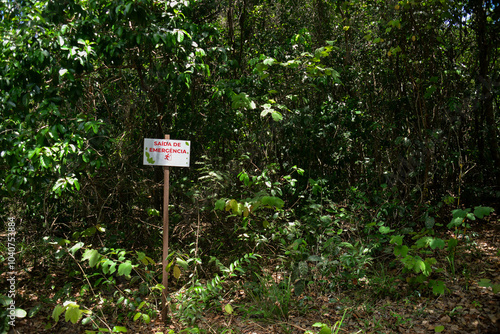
[224, 303, 233, 314]
[118, 261, 133, 276]
[434, 325, 445, 332]
[173, 265, 181, 279]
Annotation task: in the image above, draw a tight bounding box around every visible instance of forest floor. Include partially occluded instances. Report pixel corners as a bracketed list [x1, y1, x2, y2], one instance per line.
[5, 216, 500, 334]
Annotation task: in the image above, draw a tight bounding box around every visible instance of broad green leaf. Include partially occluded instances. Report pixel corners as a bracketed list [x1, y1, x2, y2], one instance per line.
[313, 322, 327, 328]
[390, 235, 404, 246]
[271, 110, 283, 121]
[14, 308, 27, 318]
[394, 245, 409, 258]
[133, 312, 142, 321]
[379, 226, 393, 234]
[478, 278, 491, 287]
[112, 326, 128, 332]
[414, 259, 426, 274]
[430, 280, 445, 295]
[65, 304, 82, 324]
[215, 199, 226, 211]
[137, 301, 147, 311]
[176, 30, 184, 43]
[435, 325, 445, 332]
[447, 217, 463, 228]
[224, 303, 233, 315]
[473, 206, 494, 219]
[176, 258, 188, 270]
[260, 196, 284, 209]
[447, 238, 458, 251]
[430, 238, 445, 250]
[263, 57, 275, 66]
[118, 261, 132, 276]
[52, 304, 64, 323]
[0, 295, 12, 307]
[415, 236, 433, 248]
[173, 265, 181, 279]
[226, 199, 237, 212]
[82, 249, 100, 268]
[69, 242, 84, 255]
[452, 209, 469, 219]
[319, 325, 332, 334]
[102, 259, 117, 275]
[81, 226, 96, 237]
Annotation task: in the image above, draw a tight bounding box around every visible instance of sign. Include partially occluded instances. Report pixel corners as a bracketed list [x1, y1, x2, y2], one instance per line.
[143, 138, 190, 167]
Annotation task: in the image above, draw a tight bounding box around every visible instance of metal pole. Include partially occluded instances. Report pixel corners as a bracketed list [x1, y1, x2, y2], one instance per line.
[161, 134, 170, 323]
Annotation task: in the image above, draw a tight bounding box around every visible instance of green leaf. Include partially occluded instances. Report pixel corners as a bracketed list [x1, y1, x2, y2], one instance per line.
[118, 261, 133, 276]
[142, 313, 150, 324]
[224, 303, 233, 315]
[69, 242, 84, 255]
[263, 57, 275, 66]
[390, 235, 404, 246]
[0, 295, 12, 307]
[473, 206, 494, 219]
[447, 238, 458, 251]
[415, 236, 433, 248]
[478, 278, 491, 287]
[430, 238, 445, 250]
[271, 110, 283, 121]
[82, 249, 100, 268]
[176, 258, 188, 270]
[452, 209, 469, 219]
[414, 259, 426, 274]
[430, 280, 445, 295]
[52, 304, 64, 323]
[319, 325, 332, 334]
[173, 265, 181, 279]
[102, 259, 117, 275]
[65, 303, 82, 324]
[215, 199, 226, 211]
[379, 226, 393, 234]
[259, 196, 284, 209]
[176, 30, 184, 43]
[394, 245, 409, 258]
[447, 217, 464, 228]
[434, 325, 445, 332]
[112, 326, 128, 332]
[137, 301, 147, 311]
[14, 308, 27, 318]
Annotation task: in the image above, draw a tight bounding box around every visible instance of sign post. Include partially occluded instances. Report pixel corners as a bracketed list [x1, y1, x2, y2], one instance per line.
[143, 135, 190, 322]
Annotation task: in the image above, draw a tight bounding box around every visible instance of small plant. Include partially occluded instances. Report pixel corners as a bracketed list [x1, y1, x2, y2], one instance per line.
[170, 253, 260, 325]
[389, 206, 494, 295]
[43, 229, 160, 331]
[242, 273, 293, 321]
[305, 309, 347, 334]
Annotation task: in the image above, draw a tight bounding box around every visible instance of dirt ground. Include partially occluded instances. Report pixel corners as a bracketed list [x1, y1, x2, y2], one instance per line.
[4, 217, 500, 334]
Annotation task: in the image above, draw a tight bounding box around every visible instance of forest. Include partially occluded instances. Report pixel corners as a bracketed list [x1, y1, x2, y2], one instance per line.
[1, 0, 499, 333]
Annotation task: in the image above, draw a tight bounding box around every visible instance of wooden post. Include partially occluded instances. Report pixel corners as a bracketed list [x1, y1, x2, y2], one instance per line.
[161, 134, 170, 323]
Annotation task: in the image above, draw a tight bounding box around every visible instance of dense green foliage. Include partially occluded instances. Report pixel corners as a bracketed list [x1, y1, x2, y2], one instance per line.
[1, 0, 499, 332]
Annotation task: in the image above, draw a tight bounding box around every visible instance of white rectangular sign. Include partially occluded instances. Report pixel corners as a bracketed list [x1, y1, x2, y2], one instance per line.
[143, 138, 190, 167]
